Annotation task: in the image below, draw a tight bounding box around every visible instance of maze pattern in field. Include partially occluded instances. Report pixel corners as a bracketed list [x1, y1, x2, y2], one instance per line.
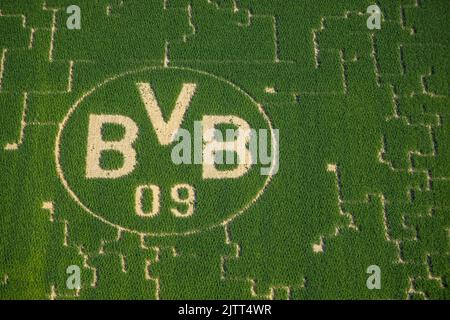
[0, 0, 448, 299]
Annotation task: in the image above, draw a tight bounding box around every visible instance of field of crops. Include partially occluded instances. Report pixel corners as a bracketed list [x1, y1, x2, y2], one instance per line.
[0, 0, 449, 300]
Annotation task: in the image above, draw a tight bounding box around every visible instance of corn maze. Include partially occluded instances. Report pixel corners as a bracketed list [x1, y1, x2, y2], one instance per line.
[0, 0, 449, 300]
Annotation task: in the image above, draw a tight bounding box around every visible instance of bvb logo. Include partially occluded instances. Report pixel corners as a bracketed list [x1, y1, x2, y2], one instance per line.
[55, 67, 277, 236]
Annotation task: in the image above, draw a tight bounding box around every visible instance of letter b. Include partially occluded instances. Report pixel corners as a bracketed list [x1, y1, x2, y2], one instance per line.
[85, 115, 138, 179]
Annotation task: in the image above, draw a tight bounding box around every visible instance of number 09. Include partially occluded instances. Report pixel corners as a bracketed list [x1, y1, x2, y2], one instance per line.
[135, 184, 195, 218]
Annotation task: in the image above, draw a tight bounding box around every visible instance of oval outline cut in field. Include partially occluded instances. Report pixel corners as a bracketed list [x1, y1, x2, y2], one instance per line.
[55, 66, 278, 237]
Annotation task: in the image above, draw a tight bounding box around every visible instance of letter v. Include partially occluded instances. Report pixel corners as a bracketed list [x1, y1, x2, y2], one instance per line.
[136, 82, 197, 145]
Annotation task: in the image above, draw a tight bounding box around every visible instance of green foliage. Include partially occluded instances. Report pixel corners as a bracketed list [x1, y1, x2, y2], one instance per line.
[0, 0, 448, 300]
